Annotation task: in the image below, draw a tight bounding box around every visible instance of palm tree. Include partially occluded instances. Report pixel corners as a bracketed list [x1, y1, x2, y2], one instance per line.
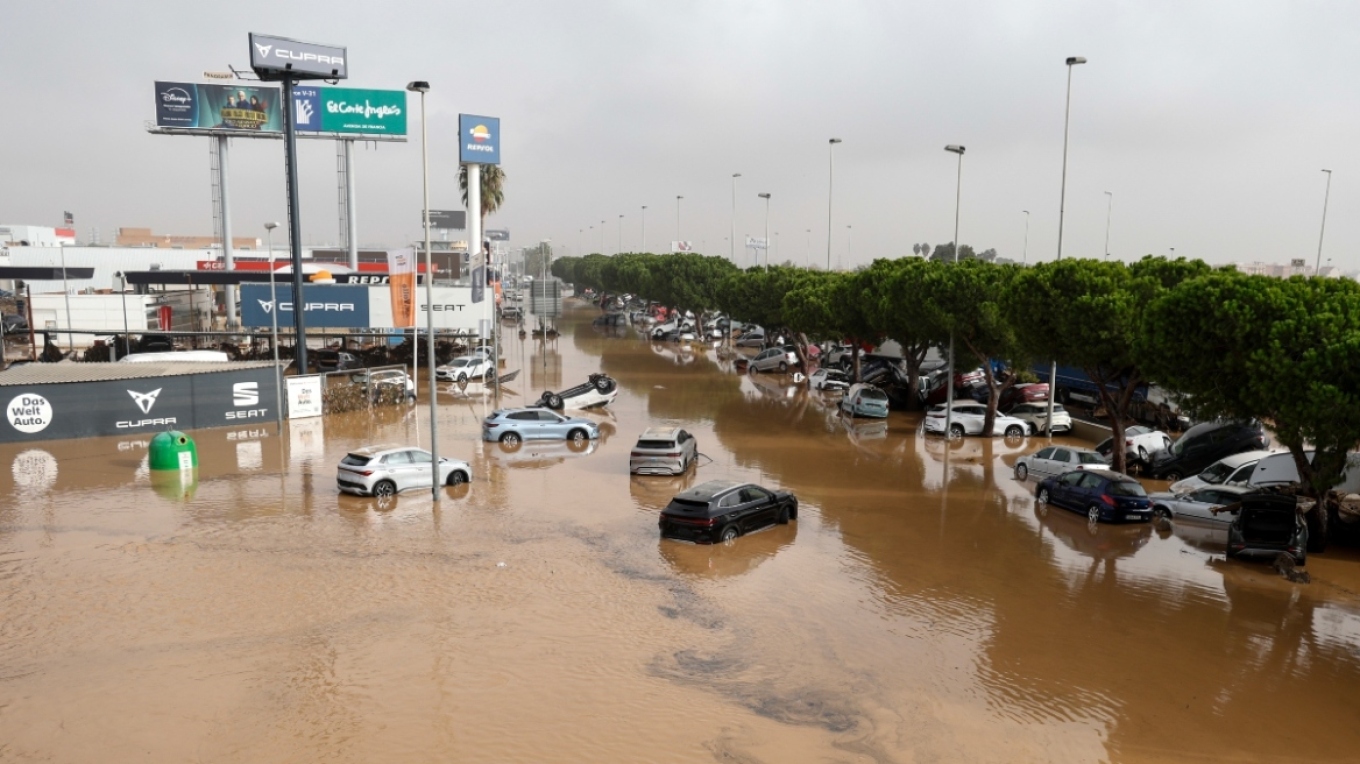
[459, 164, 506, 237]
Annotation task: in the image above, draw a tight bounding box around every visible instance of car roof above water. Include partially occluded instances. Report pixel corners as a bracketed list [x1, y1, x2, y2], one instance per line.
[348, 443, 410, 457]
[675, 480, 744, 503]
[639, 426, 682, 440]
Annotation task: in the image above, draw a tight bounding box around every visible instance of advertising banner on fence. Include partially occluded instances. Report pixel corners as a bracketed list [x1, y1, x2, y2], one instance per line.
[293, 86, 406, 136]
[367, 285, 480, 332]
[386, 248, 417, 328]
[285, 377, 323, 419]
[240, 284, 371, 328]
[154, 81, 283, 132]
[671, 241, 694, 253]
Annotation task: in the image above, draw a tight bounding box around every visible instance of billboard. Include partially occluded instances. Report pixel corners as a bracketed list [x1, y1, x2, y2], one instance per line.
[427, 210, 466, 229]
[386, 248, 417, 328]
[744, 236, 768, 250]
[240, 284, 371, 328]
[249, 33, 348, 81]
[154, 81, 283, 132]
[293, 86, 406, 136]
[671, 241, 694, 253]
[459, 114, 501, 164]
[486, 229, 510, 241]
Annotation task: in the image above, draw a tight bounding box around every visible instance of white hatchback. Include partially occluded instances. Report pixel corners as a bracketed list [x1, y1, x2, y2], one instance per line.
[336, 445, 472, 497]
[924, 402, 1029, 438]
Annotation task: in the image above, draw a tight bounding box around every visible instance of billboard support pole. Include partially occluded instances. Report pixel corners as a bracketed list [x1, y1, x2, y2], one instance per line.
[216, 134, 237, 329]
[344, 139, 358, 270]
[281, 75, 309, 373]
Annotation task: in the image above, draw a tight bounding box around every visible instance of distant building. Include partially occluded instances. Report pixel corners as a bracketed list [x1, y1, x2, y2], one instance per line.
[115, 226, 259, 250]
[1233, 260, 1338, 278]
[0, 224, 76, 247]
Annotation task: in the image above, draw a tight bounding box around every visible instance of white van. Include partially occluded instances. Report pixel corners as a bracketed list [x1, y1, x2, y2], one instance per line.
[120, 351, 231, 363]
[1170, 449, 1271, 494]
[1240, 450, 1360, 493]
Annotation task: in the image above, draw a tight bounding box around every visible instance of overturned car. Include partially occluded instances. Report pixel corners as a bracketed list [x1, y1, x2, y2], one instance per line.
[536, 373, 620, 410]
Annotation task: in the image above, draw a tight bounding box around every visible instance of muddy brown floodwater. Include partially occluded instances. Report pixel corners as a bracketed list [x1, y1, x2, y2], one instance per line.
[4, 302, 1360, 762]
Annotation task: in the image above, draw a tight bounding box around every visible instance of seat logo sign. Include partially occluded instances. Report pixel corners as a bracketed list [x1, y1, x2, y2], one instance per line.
[119, 388, 175, 429]
[233, 382, 259, 406]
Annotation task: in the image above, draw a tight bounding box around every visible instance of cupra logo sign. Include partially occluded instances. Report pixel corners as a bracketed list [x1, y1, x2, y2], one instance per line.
[470, 124, 491, 142]
[254, 43, 273, 58]
[127, 388, 162, 415]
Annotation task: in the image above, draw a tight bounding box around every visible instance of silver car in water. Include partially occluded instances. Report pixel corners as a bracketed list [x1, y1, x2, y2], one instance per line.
[481, 407, 601, 446]
[336, 444, 472, 497]
[629, 427, 699, 475]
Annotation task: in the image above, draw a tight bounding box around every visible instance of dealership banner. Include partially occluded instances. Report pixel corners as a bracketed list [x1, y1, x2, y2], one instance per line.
[671, 241, 694, 253]
[386, 248, 417, 328]
[154, 81, 283, 132]
[293, 86, 406, 136]
[240, 284, 371, 328]
[1, 367, 279, 444]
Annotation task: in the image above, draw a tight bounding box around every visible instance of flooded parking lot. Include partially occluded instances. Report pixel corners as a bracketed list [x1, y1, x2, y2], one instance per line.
[4, 302, 1360, 762]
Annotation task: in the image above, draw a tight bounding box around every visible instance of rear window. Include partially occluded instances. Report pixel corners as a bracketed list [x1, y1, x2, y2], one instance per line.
[669, 498, 709, 510]
[636, 439, 677, 450]
[341, 454, 371, 466]
[1078, 452, 1106, 465]
[860, 388, 888, 400]
[1110, 481, 1148, 497]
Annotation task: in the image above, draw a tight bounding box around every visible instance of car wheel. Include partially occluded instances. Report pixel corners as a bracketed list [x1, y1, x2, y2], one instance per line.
[484, 369, 495, 384]
[447, 470, 468, 486]
[778, 361, 788, 373]
[372, 480, 396, 498]
[949, 423, 964, 439]
[500, 431, 522, 445]
[1138, 446, 1149, 461]
[1004, 425, 1024, 438]
[569, 428, 588, 443]
[457, 373, 468, 384]
[1037, 487, 1050, 504]
[777, 504, 791, 525]
[1152, 506, 1170, 522]
[748, 363, 759, 375]
[720, 525, 740, 542]
[1087, 505, 1102, 524]
[1015, 463, 1029, 481]
[1163, 470, 1183, 482]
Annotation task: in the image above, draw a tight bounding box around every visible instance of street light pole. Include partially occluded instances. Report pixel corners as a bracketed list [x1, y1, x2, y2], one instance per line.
[1046, 55, 1087, 437]
[758, 193, 771, 268]
[943, 145, 966, 441]
[641, 205, 647, 252]
[1103, 191, 1113, 259]
[1022, 210, 1030, 264]
[675, 195, 682, 249]
[407, 80, 440, 501]
[618, 214, 624, 254]
[846, 225, 852, 268]
[1316, 169, 1333, 276]
[826, 138, 841, 269]
[730, 173, 741, 262]
[601, 220, 606, 254]
[264, 222, 282, 430]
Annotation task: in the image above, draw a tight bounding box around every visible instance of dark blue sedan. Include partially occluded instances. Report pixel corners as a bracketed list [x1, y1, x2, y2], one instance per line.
[1035, 469, 1152, 523]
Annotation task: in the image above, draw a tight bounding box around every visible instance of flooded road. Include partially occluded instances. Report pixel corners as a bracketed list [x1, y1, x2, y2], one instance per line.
[4, 301, 1360, 762]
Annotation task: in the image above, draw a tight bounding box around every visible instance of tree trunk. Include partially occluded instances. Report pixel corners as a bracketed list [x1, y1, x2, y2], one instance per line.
[902, 342, 929, 412]
[852, 343, 862, 383]
[1089, 369, 1141, 475]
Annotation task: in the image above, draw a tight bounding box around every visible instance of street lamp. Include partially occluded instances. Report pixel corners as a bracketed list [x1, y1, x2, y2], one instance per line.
[675, 196, 683, 249]
[1022, 210, 1031, 263]
[601, 220, 606, 254]
[407, 79, 441, 500]
[641, 205, 647, 252]
[758, 193, 771, 267]
[618, 214, 624, 254]
[805, 229, 811, 268]
[1103, 191, 1113, 259]
[827, 138, 841, 269]
[730, 173, 741, 262]
[943, 144, 966, 440]
[1045, 55, 1086, 437]
[1316, 169, 1333, 276]
[846, 225, 852, 268]
[263, 222, 283, 429]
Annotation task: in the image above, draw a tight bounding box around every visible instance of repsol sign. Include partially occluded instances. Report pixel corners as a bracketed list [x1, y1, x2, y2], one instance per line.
[0, 366, 280, 444]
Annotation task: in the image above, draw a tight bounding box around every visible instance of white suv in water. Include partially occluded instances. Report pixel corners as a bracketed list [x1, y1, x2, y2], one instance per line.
[336, 445, 472, 497]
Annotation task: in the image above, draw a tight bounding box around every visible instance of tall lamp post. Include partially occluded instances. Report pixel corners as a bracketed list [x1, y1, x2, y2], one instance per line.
[826, 138, 841, 269]
[601, 220, 606, 254]
[846, 225, 852, 268]
[943, 145, 966, 441]
[1316, 169, 1333, 276]
[730, 173, 741, 262]
[1021, 210, 1030, 263]
[618, 214, 624, 253]
[758, 192, 771, 267]
[1103, 191, 1113, 259]
[640, 205, 647, 252]
[1045, 55, 1086, 436]
[407, 80, 440, 500]
[264, 221, 283, 430]
[675, 196, 683, 250]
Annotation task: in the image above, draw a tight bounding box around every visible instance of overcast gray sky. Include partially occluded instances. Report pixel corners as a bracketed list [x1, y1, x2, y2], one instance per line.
[4, 1, 1359, 270]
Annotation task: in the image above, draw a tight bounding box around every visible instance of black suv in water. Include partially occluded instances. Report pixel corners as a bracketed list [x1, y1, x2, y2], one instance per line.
[659, 480, 797, 544]
[1146, 420, 1268, 481]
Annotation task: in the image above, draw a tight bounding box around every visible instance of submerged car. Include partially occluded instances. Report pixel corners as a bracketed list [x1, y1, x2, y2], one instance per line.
[839, 383, 890, 418]
[809, 367, 852, 392]
[1147, 420, 1269, 481]
[1226, 493, 1307, 564]
[481, 407, 601, 446]
[1095, 425, 1173, 462]
[536, 373, 619, 410]
[629, 427, 699, 475]
[336, 445, 472, 497]
[1169, 450, 1272, 494]
[659, 480, 798, 544]
[1149, 483, 1258, 524]
[1013, 445, 1110, 482]
[436, 355, 496, 384]
[748, 346, 799, 374]
[1007, 402, 1073, 435]
[924, 402, 1028, 438]
[350, 368, 416, 400]
[1035, 469, 1152, 524]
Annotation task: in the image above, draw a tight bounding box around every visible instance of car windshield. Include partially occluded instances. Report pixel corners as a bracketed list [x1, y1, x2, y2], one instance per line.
[1077, 452, 1106, 465]
[341, 454, 371, 466]
[1199, 461, 1234, 484]
[1170, 438, 1185, 455]
[1110, 481, 1148, 497]
[451, 358, 471, 367]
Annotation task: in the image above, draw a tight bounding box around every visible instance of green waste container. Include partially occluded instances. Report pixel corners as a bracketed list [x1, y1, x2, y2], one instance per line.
[149, 430, 198, 471]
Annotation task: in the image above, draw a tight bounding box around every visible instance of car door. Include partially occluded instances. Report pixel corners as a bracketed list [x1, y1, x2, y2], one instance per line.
[678, 431, 695, 464]
[1029, 447, 1057, 477]
[1048, 448, 1074, 478]
[538, 409, 569, 439]
[739, 486, 775, 529]
[1172, 489, 1221, 522]
[406, 449, 435, 489]
[1073, 472, 1107, 510]
[715, 491, 742, 530]
[1051, 470, 1086, 508]
[383, 450, 416, 492]
[505, 410, 538, 438]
